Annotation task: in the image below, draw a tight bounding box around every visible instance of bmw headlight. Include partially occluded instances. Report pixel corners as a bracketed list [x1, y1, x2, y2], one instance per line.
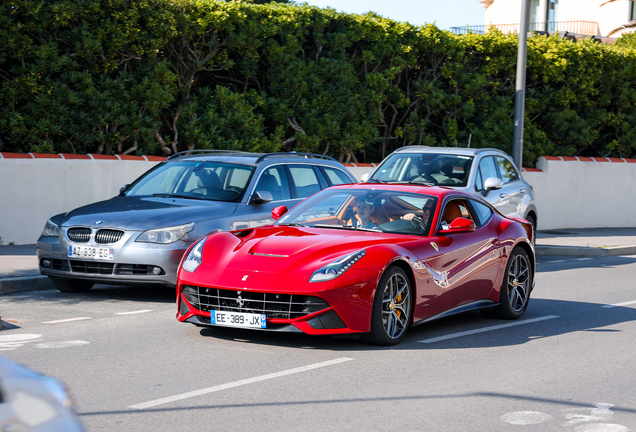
[310, 249, 366, 283]
[42, 219, 60, 237]
[136, 223, 194, 244]
[182, 238, 206, 273]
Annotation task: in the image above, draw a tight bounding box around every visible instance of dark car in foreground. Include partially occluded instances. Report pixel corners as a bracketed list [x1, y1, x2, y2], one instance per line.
[176, 183, 535, 345]
[37, 150, 356, 292]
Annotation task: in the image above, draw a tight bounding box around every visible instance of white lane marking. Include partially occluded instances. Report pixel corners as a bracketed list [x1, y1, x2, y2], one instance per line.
[548, 260, 566, 263]
[419, 315, 560, 344]
[574, 424, 629, 432]
[43, 317, 92, 324]
[35, 341, 90, 349]
[0, 334, 42, 350]
[563, 403, 615, 426]
[115, 310, 153, 315]
[129, 357, 354, 410]
[601, 300, 636, 309]
[575, 258, 594, 261]
[501, 411, 553, 425]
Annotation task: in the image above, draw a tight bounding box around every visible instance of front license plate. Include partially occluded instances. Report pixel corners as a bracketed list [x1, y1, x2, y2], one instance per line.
[210, 310, 267, 329]
[68, 245, 114, 260]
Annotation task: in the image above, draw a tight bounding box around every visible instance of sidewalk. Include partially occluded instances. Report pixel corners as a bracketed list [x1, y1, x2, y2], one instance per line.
[1, 228, 636, 294]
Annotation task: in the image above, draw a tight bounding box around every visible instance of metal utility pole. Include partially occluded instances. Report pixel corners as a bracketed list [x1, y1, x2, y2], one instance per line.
[513, 0, 530, 169]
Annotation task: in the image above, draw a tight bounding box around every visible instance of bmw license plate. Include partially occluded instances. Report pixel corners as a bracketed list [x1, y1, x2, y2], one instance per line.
[211, 310, 267, 329]
[68, 246, 114, 260]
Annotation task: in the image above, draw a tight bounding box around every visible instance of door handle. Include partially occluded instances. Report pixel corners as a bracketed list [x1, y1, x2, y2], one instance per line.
[519, 189, 526, 193]
[499, 193, 506, 198]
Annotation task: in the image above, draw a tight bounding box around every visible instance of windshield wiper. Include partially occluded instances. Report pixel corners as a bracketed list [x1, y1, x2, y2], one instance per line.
[366, 178, 385, 183]
[152, 193, 208, 201]
[278, 223, 305, 227]
[313, 224, 382, 232]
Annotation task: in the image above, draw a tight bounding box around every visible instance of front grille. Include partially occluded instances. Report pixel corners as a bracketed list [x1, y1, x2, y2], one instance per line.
[95, 229, 124, 244]
[67, 227, 91, 243]
[69, 260, 115, 274]
[182, 286, 329, 319]
[116, 264, 162, 275]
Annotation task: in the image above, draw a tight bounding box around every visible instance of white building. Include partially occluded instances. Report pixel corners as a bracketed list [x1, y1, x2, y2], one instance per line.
[454, 0, 636, 38]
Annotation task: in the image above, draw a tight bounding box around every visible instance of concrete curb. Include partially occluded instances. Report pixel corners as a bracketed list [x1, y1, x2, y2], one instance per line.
[536, 245, 636, 257]
[0, 275, 55, 295]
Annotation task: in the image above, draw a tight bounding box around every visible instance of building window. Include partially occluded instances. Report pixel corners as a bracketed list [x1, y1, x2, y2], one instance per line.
[631, 1, 636, 21]
[546, 0, 559, 31]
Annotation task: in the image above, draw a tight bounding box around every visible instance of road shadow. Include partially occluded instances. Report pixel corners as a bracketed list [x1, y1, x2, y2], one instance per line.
[536, 255, 636, 273]
[191, 297, 636, 352]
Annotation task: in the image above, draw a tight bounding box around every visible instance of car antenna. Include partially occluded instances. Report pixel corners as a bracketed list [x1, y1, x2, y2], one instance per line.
[467, 134, 472, 148]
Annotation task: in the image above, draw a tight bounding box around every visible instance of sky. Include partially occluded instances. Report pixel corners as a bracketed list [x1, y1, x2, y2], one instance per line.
[301, 0, 486, 31]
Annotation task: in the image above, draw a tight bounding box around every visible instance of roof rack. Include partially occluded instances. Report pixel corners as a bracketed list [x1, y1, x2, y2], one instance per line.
[254, 152, 337, 164]
[393, 146, 430, 153]
[166, 149, 253, 160]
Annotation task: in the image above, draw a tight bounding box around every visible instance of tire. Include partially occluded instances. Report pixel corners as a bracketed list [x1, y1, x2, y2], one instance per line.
[50, 278, 94, 293]
[493, 247, 532, 319]
[362, 266, 412, 346]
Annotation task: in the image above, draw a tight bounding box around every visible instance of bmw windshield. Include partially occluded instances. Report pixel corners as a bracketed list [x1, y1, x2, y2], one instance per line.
[123, 161, 254, 203]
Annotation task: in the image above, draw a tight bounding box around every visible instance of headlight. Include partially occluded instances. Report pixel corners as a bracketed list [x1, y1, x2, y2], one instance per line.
[42, 219, 60, 237]
[182, 238, 206, 273]
[136, 223, 194, 244]
[310, 249, 366, 283]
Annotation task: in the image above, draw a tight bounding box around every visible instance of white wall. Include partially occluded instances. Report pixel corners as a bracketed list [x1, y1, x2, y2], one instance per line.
[1, 154, 635, 245]
[0, 155, 160, 245]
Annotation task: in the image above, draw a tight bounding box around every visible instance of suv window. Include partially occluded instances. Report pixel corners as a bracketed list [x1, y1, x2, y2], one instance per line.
[289, 165, 321, 198]
[496, 156, 519, 184]
[323, 167, 353, 186]
[254, 166, 291, 201]
[475, 157, 499, 191]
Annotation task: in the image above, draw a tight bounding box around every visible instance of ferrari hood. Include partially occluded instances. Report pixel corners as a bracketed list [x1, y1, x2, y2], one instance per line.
[203, 226, 414, 275]
[61, 196, 237, 231]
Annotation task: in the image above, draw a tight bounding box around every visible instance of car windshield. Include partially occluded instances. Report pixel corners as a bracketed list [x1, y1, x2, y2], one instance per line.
[275, 188, 439, 236]
[370, 153, 473, 187]
[123, 161, 254, 202]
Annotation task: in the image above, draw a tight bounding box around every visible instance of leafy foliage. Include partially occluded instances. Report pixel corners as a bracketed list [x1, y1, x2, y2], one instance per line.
[1, 0, 636, 165]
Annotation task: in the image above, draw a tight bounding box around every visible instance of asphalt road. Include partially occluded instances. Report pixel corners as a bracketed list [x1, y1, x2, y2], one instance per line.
[1, 255, 635, 432]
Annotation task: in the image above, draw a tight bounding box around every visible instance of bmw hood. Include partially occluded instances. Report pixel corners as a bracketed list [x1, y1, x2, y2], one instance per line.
[60, 196, 237, 230]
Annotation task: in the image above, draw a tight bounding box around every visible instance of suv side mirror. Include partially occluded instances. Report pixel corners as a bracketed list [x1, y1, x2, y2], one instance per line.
[438, 217, 476, 234]
[482, 177, 504, 196]
[271, 206, 288, 220]
[251, 191, 273, 204]
[119, 184, 129, 195]
[360, 172, 371, 182]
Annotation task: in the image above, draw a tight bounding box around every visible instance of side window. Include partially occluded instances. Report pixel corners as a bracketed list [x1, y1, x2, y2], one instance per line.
[254, 166, 290, 201]
[476, 157, 499, 191]
[496, 157, 519, 184]
[440, 199, 475, 229]
[289, 165, 321, 198]
[470, 200, 494, 226]
[322, 167, 353, 186]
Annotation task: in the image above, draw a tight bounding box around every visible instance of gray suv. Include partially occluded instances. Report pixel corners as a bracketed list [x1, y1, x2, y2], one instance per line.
[37, 150, 356, 292]
[362, 146, 538, 236]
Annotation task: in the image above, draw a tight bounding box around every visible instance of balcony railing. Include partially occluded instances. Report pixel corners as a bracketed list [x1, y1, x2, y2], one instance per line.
[450, 20, 599, 36]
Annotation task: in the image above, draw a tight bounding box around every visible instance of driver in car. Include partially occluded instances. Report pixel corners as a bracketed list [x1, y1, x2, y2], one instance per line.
[402, 201, 435, 225]
[355, 197, 378, 229]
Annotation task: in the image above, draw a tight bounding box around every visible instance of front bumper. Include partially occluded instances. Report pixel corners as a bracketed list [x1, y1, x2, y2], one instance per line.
[176, 267, 382, 335]
[37, 233, 192, 287]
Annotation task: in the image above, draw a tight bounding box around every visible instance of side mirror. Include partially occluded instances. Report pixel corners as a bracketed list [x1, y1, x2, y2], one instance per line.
[482, 177, 504, 196]
[251, 190, 273, 204]
[439, 217, 476, 234]
[360, 172, 371, 182]
[271, 206, 288, 221]
[119, 184, 129, 195]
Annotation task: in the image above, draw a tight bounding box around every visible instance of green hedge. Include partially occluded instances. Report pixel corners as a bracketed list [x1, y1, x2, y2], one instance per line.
[2, 0, 636, 166]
